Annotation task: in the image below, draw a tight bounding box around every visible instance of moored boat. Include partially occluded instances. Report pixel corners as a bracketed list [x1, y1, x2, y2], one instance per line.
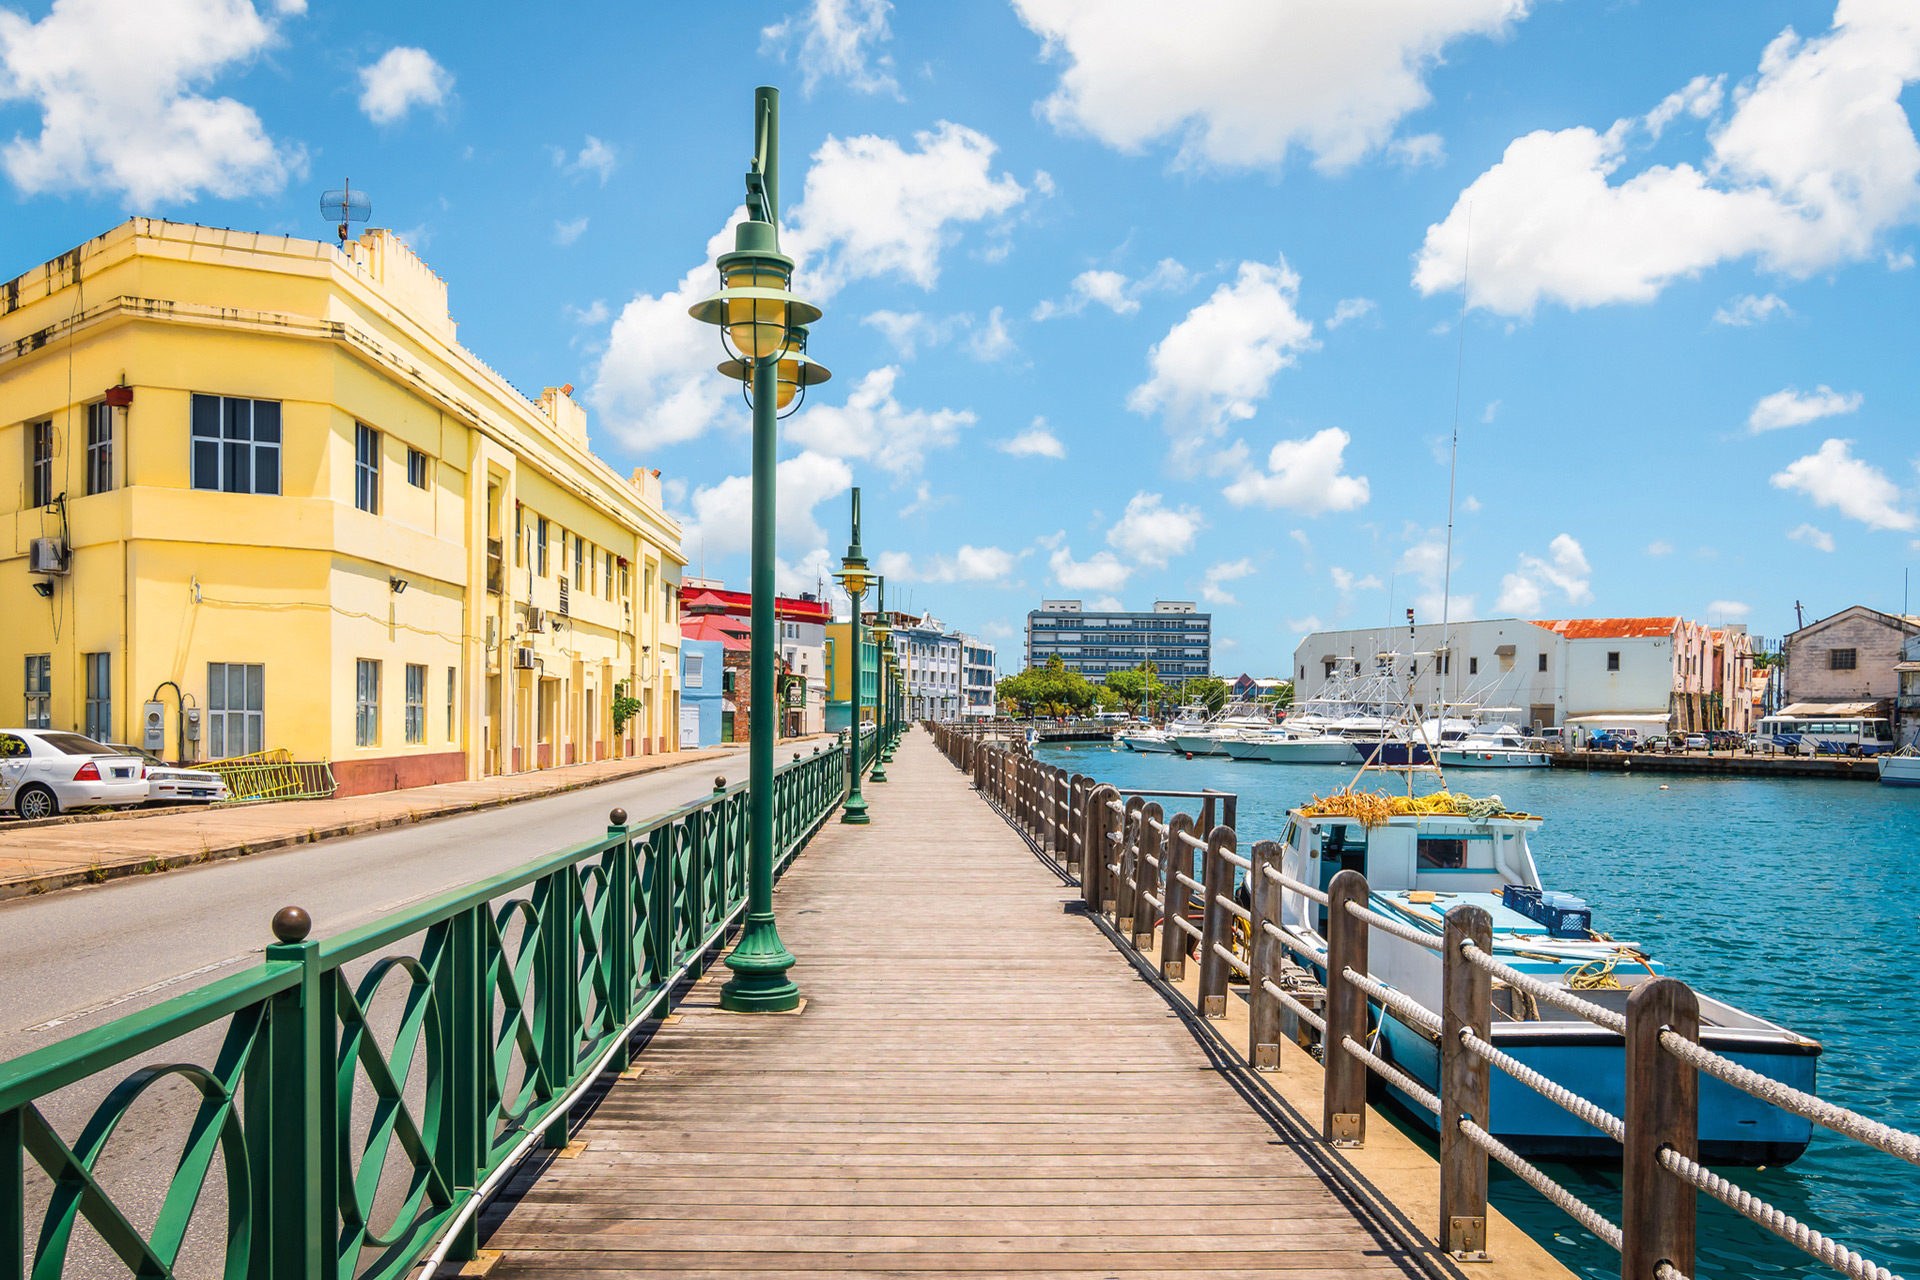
[1879, 750, 1920, 786]
[1275, 797, 1819, 1163]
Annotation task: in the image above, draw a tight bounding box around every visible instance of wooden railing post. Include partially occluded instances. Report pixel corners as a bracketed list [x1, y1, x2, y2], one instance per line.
[1196, 826, 1236, 1017]
[1115, 797, 1145, 934]
[1160, 813, 1196, 980]
[1440, 903, 1492, 1260]
[1132, 802, 1163, 949]
[1247, 839, 1284, 1070]
[1323, 867, 1369, 1147]
[1624, 977, 1698, 1280]
[1084, 785, 1115, 911]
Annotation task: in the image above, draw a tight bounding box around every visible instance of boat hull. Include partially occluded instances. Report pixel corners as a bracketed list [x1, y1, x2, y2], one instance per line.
[1879, 755, 1920, 786]
[1359, 741, 1431, 766]
[1220, 739, 1271, 761]
[1120, 735, 1177, 754]
[1376, 1013, 1816, 1164]
[1437, 748, 1552, 768]
[1172, 734, 1228, 756]
[1256, 739, 1361, 764]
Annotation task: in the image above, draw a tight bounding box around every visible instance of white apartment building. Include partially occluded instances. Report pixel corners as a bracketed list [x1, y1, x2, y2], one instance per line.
[898, 614, 964, 720]
[777, 602, 828, 736]
[1292, 616, 1755, 735]
[961, 636, 997, 719]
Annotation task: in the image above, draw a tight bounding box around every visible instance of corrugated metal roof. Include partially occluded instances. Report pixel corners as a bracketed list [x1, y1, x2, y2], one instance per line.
[1777, 701, 1885, 716]
[1535, 617, 1679, 640]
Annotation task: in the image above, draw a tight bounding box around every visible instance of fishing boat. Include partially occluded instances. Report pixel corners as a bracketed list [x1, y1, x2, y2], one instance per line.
[1436, 709, 1553, 768]
[1273, 798, 1819, 1163]
[1171, 703, 1277, 756]
[1879, 748, 1920, 786]
[1120, 705, 1207, 753]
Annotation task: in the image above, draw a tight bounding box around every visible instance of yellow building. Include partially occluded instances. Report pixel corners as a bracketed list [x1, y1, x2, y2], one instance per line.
[823, 622, 880, 731]
[1, 219, 684, 796]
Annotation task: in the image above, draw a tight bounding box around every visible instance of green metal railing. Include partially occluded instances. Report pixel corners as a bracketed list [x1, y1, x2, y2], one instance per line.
[0, 744, 848, 1280]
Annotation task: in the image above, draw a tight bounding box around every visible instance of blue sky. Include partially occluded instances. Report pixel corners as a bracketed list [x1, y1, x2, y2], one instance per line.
[4, 0, 1917, 670]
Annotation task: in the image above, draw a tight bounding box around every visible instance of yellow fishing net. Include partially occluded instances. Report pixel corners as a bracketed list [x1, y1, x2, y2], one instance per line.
[1297, 790, 1537, 828]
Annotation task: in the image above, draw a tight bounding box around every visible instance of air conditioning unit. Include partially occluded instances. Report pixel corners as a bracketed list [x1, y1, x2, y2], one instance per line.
[527, 606, 548, 633]
[485, 616, 499, 647]
[29, 538, 69, 575]
[558, 576, 570, 616]
[513, 646, 536, 670]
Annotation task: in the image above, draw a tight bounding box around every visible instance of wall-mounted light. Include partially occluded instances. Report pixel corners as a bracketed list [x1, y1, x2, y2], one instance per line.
[390, 577, 409, 594]
[32, 581, 53, 598]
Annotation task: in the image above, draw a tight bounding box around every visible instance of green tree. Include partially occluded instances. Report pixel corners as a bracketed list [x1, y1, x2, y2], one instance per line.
[1259, 680, 1295, 710]
[1179, 675, 1231, 716]
[1103, 662, 1166, 714]
[997, 657, 1099, 717]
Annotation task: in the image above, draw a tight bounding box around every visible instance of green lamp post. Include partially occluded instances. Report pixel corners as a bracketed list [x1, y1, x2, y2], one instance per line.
[688, 86, 827, 1014]
[834, 488, 871, 824]
[868, 576, 891, 783]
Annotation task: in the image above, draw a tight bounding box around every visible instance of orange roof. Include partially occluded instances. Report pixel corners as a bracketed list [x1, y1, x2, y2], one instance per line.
[1535, 617, 1679, 640]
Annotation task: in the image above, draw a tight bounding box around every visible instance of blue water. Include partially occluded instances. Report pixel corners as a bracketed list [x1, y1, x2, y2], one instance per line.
[1036, 743, 1920, 1279]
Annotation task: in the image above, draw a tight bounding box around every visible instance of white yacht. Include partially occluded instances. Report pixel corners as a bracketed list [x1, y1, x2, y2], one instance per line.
[1437, 709, 1552, 769]
[1879, 749, 1920, 786]
[1170, 703, 1277, 756]
[1120, 705, 1208, 753]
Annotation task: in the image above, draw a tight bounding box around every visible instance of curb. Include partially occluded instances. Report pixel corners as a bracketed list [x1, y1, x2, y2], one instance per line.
[0, 738, 833, 902]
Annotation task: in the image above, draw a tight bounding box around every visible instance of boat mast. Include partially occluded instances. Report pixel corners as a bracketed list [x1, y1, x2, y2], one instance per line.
[1440, 204, 1471, 729]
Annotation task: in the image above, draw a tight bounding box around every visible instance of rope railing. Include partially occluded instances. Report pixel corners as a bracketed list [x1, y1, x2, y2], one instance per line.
[928, 727, 1916, 1280]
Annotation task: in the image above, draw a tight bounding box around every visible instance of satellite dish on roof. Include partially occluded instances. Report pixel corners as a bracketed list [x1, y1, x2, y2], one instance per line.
[320, 180, 371, 249]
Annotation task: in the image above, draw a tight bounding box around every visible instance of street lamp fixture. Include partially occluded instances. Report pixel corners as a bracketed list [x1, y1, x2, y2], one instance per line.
[686, 86, 823, 1015]
[833, 488, 871, 825]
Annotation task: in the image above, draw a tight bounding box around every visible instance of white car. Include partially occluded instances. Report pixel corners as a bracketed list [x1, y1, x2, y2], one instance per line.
[107, 744, 232, 805]
[0, 729, 150, 820]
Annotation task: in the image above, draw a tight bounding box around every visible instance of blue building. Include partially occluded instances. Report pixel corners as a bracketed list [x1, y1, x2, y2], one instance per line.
[678, 638, 727, 749]
[1024, 599, 1212, 680]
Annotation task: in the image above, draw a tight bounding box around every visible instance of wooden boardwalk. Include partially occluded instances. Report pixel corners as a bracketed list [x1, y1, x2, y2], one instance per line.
[483, 731, 1434, 1278]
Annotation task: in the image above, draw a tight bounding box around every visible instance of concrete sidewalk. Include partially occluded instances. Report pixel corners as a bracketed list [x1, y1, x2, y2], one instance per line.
[0, 737, 833, 900]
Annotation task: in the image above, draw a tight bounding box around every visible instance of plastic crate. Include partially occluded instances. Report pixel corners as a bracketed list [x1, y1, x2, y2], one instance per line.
[1542, 906, 1592, 938]
[1501, 885, 1541, 915]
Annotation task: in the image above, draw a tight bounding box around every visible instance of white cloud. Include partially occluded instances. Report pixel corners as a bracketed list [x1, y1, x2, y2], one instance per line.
[1326, 297, 1376, 329]
[1106, 491, 1204, 566]
[1496, 533, 1593, 615]
[1330, 567, 1384, 595]
[1047, 538, 1132, 592]
[1481, 400, 1501, 424]
[862, 310, 958, 358]
[969, 306, 1014, 360]
[1788, 522, 1836, 551]
[566, 299, 608, 327]
[358, 46, 452, 125]
[1644, 73, 1726, 140]
[1889, 248, 1916, 269]
[1747, 384, 1863, 432]
[1013, 0, 1530, 172]
[1713, 292, 1792, 325]
[553, 216, 588, 246]
[784, 365, 975, 477]
[1221, 427, 1370, 515]
[1415, 2, 1920, 315]
[1129, 259, 1318, 460]
[1388, 133, 1446, 167]
[554, 135, 617, 184]
[1088, 595, 1126, 612]
[761, 0, 898, 97]
[680, 450, 852, 563]
[1462, 494, 1483, 512]
[1201, 557, 1256, 606]
[786, 121, 1027, 299]
[1285, 615, 1324, 635]
[1709, 599, 1753, 620]
[997, 419, 1067, 459]
[884, 545, 1022, 583]
[1646, 539, 1674, 556]
[896, 480, 946, 517]
[0, 0, 304, 203]
[1033, 259, 1193, 320]
[1771, 438, 1917, 530]
[1398, 539, 1476, 621]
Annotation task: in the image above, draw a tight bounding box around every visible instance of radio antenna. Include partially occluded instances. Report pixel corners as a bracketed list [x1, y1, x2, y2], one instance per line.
[320, 180, 372, 250]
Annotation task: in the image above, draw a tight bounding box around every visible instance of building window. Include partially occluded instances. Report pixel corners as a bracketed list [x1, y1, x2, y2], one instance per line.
[355, 659, 381, 747]
[536, 517, 550, 576]
[604, 552, 614, 598]
[354, 424, 380, 513]
[86, 403, 114, 495]
[574, 534, 584, 586]
[686, 652, 705, 688]
[405, 663, 427, 745]
[1607, 651, 1620, 672]
[515, 506, 524, 566]
[191, 395, 281, 494]
[446, 667, 457, 740]
[24, 655, 50, 729]
[1538, 653, 1549, 672]
[407, 447, 429, 489]
[28, 420, 55, 507]
[207, 662, 264, 758]
[1830, 648, 1857, 670]
[83, 652, 110, 742]
[1468, 657, 1478, 676]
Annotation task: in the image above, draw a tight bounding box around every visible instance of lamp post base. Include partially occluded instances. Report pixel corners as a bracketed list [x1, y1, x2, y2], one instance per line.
[869, 760, 888, 783]
[840, 792, 871, 824]
[719, 913, 800, 1012]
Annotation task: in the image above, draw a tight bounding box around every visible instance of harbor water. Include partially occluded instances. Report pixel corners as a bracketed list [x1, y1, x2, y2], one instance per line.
[1035, 742, 1920, 1280]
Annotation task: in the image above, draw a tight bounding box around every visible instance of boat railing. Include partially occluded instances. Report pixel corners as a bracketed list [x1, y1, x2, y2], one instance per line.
[932, 722, 1920, 1280]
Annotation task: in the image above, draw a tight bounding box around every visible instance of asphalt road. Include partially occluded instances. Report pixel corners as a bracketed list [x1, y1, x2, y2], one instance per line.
[0, 750, 753, 1061]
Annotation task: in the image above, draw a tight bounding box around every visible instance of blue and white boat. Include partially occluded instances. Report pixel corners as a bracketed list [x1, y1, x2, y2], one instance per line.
[1275, 804, 1820, 1164]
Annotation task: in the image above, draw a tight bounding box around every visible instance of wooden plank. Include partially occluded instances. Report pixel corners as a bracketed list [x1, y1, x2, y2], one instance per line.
[485, 734, 1430, 1278]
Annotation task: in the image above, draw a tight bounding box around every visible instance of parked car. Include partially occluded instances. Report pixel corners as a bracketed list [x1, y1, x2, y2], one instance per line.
[1590, 729, 1639, 752]
[0, 730, 149, 820]
[1684, 733, 1709, 751]
[107, 744, 232, 805]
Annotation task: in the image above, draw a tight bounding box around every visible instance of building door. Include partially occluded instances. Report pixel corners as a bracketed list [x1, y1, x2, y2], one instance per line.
[680, 705, 700, 749]
[1529, 703, 1556, 729]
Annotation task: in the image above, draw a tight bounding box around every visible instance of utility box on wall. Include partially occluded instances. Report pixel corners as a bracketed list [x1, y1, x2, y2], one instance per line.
[143, 701, 165, 752]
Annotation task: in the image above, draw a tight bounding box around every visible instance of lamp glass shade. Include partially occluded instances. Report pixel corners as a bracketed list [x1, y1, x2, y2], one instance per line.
[724, 263, 790, 359]
[838, 566, 868, 597]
